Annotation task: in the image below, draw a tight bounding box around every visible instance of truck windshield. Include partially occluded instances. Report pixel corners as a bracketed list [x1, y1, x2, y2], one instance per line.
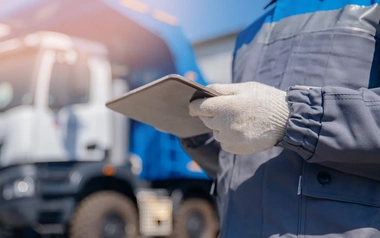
[0, 50, 37, 113]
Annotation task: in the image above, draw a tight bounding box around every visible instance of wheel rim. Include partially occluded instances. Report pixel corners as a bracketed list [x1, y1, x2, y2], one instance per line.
[186, 211, 206, 238]
[102, 213, 127, 238]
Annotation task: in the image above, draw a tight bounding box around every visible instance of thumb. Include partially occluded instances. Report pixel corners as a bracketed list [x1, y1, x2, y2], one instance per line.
[206, 83, 242, 95]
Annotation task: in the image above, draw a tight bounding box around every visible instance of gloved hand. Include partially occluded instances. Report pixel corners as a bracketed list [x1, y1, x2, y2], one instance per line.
[189, 81, 289, 155]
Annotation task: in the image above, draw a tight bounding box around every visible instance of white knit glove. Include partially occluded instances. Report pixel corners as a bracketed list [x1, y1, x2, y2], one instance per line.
[189, 82, 289, 155]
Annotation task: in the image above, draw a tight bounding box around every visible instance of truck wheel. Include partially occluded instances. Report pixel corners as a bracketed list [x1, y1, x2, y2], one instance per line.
[70, 191, 138, 238]
[174, 198, 218, 238]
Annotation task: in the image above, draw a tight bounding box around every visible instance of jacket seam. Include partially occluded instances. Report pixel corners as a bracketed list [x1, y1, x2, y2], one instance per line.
[303, 196, 308, 238]
[324, 98, 361, 100]
[292, 51, 373, 62]
[305, 88, 324, 161]
[260, 163, 267, 238]
[223, 154, 237, 238]
[304, 191, 380, 207]
[266, 26, 379, 45]
[300, 93, 313, 153]
[306, 190, 380, 202]
[367, 103, 380, 107]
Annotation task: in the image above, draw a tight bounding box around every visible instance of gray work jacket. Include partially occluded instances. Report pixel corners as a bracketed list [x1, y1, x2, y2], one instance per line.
[182, 1, 380, 237]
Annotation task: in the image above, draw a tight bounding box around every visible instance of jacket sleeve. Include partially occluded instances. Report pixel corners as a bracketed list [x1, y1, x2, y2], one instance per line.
[179, 133, 220, 179]
[279, 86, 380, 177]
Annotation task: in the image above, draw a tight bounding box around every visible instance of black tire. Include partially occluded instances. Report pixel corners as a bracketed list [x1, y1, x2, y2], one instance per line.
[69, 191, 138, 238]
[173, 198, 218, 238]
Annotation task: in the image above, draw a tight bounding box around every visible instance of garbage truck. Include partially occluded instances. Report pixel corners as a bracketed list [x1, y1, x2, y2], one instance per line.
[0, 0, 218, 237]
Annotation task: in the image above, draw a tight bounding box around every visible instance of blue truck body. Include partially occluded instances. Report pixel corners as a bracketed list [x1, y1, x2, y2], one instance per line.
[101, 0, 212, 181]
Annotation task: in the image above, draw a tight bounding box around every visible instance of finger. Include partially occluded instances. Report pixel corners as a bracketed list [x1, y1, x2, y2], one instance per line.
[189, 98, 213, 117]
[189, 96, 231, 117]
[212, 129, 233, 144]
[207, 82, 261, 95]
[199, 116, 220, 130]
[213, 129, 222, 142]
[206, 83, 241, 95]
[221, 142, 253, 155]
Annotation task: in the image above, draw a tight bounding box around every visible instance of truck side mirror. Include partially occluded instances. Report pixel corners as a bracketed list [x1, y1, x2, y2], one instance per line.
[109, 78, 130, 166]
[112, 78, 129, 98]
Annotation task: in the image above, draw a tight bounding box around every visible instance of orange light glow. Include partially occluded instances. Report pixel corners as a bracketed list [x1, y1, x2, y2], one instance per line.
[103, 165, 116, 176]
[187, 161, 203, 172]
[0, 23, 11, 39]
[184, 71, 198, 82]
[152, 10, 179, 26]
[119, 0, 149, 14]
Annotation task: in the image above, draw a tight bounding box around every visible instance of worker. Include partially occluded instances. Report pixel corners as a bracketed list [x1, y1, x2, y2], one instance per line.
[181, 0, 380, 237]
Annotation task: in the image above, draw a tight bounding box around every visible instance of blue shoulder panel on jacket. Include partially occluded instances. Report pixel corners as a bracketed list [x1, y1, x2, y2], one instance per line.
[271, 0, 380, 22]
[233, 7, 275, 57]
[234, 0, 380, 59]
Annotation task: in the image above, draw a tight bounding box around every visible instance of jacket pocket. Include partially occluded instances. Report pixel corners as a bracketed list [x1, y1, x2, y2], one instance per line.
[302, 162, 380, 207]
[299, 162, 380, 237]
[283, 30, 376, 90]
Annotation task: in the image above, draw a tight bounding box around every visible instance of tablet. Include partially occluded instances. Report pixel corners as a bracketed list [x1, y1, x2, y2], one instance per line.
[106, 74, 221, 138]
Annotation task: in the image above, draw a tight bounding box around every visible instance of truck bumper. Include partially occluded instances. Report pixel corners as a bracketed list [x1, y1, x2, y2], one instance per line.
[0, 196, 75, 234]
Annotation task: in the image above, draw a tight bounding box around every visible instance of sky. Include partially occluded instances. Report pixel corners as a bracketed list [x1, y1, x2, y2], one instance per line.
[138, 0, 270, 43]
[0, 0, 270, 44]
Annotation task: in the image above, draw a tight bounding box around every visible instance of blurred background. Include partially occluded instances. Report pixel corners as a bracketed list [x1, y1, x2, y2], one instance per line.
[0, 0, 269, 237]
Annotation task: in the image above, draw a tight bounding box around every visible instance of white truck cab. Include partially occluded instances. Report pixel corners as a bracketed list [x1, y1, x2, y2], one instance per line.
[0, 31, 114, 166]
[0, 31, 175, 238]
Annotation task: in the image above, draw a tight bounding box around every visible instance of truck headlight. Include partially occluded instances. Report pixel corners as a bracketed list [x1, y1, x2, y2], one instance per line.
[2, 177, 35, 200]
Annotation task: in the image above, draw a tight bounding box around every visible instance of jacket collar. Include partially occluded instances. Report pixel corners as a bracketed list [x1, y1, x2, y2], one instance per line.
[264, 0, 276, 9]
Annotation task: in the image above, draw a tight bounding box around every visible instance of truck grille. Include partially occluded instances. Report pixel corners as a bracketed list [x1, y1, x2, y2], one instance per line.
[137, 190, 173, 237]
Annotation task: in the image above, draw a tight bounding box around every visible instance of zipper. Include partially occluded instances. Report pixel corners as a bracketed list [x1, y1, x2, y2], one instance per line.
[297, 161, 306, 237]
[297, 175, 302, 195]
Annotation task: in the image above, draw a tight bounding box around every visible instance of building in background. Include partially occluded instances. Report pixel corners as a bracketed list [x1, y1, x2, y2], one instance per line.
[193, 31, 238, 84]
[133, 0, 270, 84]
[0, 0, 270, 84]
